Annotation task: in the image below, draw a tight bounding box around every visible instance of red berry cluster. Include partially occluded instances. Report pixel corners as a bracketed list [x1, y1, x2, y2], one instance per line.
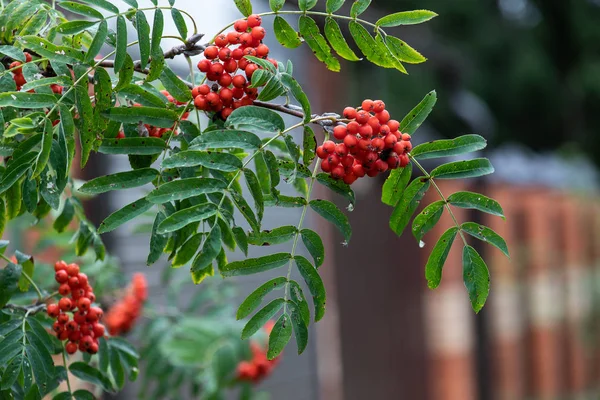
[8, 52, 63, 94]
[116, 91, 188, 139]
[236, 321, 280, 383]
[104, 273, 148, 336]
[192, 14, 276, 120]
[317, 100, 412, 185]
[46, 261, 105, 355]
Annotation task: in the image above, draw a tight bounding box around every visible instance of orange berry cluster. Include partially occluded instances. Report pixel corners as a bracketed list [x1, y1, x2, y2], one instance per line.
[104, 273, 148, 336]
[317, 99, 412, 185]
[8, 52, 63, 94]
[192, 14, 276, 120]
[47, 261, 105, 355]
[117, 91, 189, 139]
[236, 321, 280, 383]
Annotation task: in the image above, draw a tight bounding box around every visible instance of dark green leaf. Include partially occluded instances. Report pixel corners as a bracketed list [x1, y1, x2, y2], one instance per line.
[302, 126, 317, 165]
[190, 130, 262, 151]
[241, 299, 285, 339]
[56, 20, 98, 35]
[172, 232, 203, 267]
[385, 36, 427, 64]
[462, 245, 490, 313]
[255, 152, 271, 194]
[381, 164, 412, 206]
[270, 0, 285, 12]
[73, 65, 95, 167]
[157, 203, 218, 234]
[119, 85, 167, 108]
[309, 199, 351, 242]
[273, 16, 302, 49]
[232, 227, 248, 256]
[98, 198, 154, 234]
[389, 178, 430, 235]
[21, 76, 72, 92]
[53, 199, 75, 233]
[159, 67, 192, 102]
[288, 280, 310, 326]
[68, 362, 113, 392]
[288, 300, 308, 354]
[244, 169, 264, 222]
[349, 22, 405, 72]
[15, 250, 34, 292]
[190, 223, 221, 280]
[247, 226, 297, 246]
[147, 178, 226, 204]
[295, 255, 326, 321]
[267, 313, 292, 360]
[461, 222, 509, 257]
[264, 150, 280, 188]
[221, 253, 291, 277]
[147, 212, 169, 265]
[110, 345, 125, 389]
[280, 73, 311, 123]
[430, 158, 495, 180]
[73, 390, 95, 400]
[0, 45, 26, 61]
[299, 0, 317, 11]
[0, 152, 37, 196]
[84, 19, 107, 63]
[447, 191, 504, 218]
[234, 0, 252, 16]
[324, 17, 360, 62]
[79, 0, 119, 12]
[411, 135, 487, 160]
[231, 190, 260, 232]
[162, 150, 242, 172]
[79, 168, 159, 194]
[299, 16, 340, 72]
[98, 137, 167, 155]
[0, 93, 56, 108]
[425, 227, 458, 289]
[104, 107, 179, 128]
[326, 0, 345, 13]
[264, 194, 306, 208]
[412, 200, 444, 242]
[316, 173, 355, 206]
[350, 0, 371, 17]
[237, 277, 288, 320]
[18, 36, 82, 64]
[225, 106, 285, 135]
[58, 1, 103, 19]
[114, 16, 127, 73]
[376, 10, 438, 27]
[300, 229, 324, 267]
[0, 263, 21, 307]
[1, 352, 23, 390]
[171, 9, 188, 39]
[135, 11, 151, 70]
[400, 90, 437, 135]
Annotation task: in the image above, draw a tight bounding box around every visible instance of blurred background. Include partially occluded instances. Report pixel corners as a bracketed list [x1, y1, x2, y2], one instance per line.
[87, 0, 600, 399]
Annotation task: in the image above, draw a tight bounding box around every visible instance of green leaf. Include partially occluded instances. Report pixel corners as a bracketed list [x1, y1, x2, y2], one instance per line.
[324, 17, 360, 62]
[110, 343, 125, 390]
[237, 277, 288, 320]
[157, 203, 218, 234]
[400, 90, 437, 135]
[98, 137, 167, 155]
[18, 36, 82, 64]
[0, 263, 21, 308]
[54, 198, 75, 233]
[0, 152, 37, 196]
[163, 150, 242, 172]
[255, 152, 271, 194]
[295, 255, 326, 321]
[15, 250, 34, 292]
[1, 352, 23, 390]
[430, 158, 495, 180]
[79, 0, 119, 13]
[115, 54, 135, 92]
[121, 0, 138, 7]
[349, 22, 405, 72]
[73, 66, 95, 168]
[267, 313, 292, 360]
[309, 199, 351, 242]
[119, 85, 167, 108]
[299, 16, 340, 72]
[425, 227, 458, 289]
[171, 9, 188, 40]
[247, 226, 297, 246]
[326, 0, 345, 13]
[149, 9, 164, 69]
[98, 198, 154, 234]
[385, 36, 427, 64]
[300, 229, 324, 267]
[0, 45, 26, 61]
[56, 20, 98, 35]
[231, 190, 260, 232]
[280, 73, 311, 124]
[79, 168, 159, 195]
[265, 194, 306, 208]
[270, 0, 285, 12]
[411, 135, 487, 160]
[68, 362, 113, 392]
[234, 0, 252, 16]
[381, 164, 412, 206]
[288, 280, 310, 326]
[147, 212, 169, 265]
[389, 178, 431, 235]
[461, 222, 509, 257]
[147, 178, 226, 204]
[377, 10, 438, 27]
[412, 200, 444, 242]
[264, 150, 280, 188]
[288, 300, 308, 354]
[447, 191, 504, 219]
[114, 16, 127, 73]
[462, 245, 490, 313]
[232, 227, 248, 256]
[190, 130, 262, 151]
[172, 232, 203, 267]
[32, 120, 52, 179]
[316, 173, 355, 206]
[221, 253, 291, 277]
[159, 67, 192, 103]
[350, 0, 370, 17]
[273, 16, 302, 49]
[21, 76, 72, 92]
[58, 1, 103, 19]
[284, 136, 300, 165]
[73, 390, 95, 400]
[104, 107, 179, 128]
[0, 93, 56, 108]
[299, 0, 317, 11]
[0, 199, 6, 237]
[225, 106, 285, 135]
[302, 126, 317, 165]
[241, 299, 285, 339]
[135, 11, 151, 70]
[84, 19, 107, 63]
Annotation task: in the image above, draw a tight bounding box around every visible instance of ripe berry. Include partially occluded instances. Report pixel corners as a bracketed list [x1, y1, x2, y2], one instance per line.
[86, 292, 96, 303]
[227, 31, 241, 45]
[204, 46, 219, 59]
[387, 153, 400, 169]
[52, 321, 64, 333]
[333, 125, 347, 140]
[74, 311, 87, 324]
[87, 307, 103, 322]
[197, 59, 211, 72]
[371, 138, 384, 152]
[66, 263, 80, 276]
[347, 121, 360, 134]
[247, 14, 262, 28]
[361, 99, 374, 112]
[343, 107, 357, 119]
[256, 44, 269, 57]
[375, 159, 389, 172]
[9, 61, 22, 73]
[402, 133, 412, 141]
[341, 155, 354, 168]
[393, 141, 406, 154]
[68, 276, 80, 288]
[232, 87, 245, 99]
[88, 342, 99, 354]
[232, 75, 247, 88]
[399, 154, 410, 167]
[80, 335, 94, 349]
[24, 53, 32, 62]
[238, 58, 249, 70]
[331, 166, 345, 179]
[58, 284, 70, 296]
[47, 304, 60, 318]
[234, 19, 248, 32]
[316, 146, 327, 159]
[78, 273, 89, 288]
[232, 48, 244, 60]
[215, 34, 228, 47]
[93, 323, 105, 338]
[356, 111, 370, 124]
[66, 342, 78, 354]
[343, 174, 358, 185]
[335, 143, 348, 157]
[55, 270, 68, 284]
[353, 164, 365, 177]
[358, 124, 373, 138]
[59, 331, 69, 341]
[218, 73, 233, 87]
[66, 320, 78, 331]
[404, 141, 413, 152]
[321, 159, 332, 172]
[220, 88, 234, 104]
[54, 261, 67, 271]
[13, 74, 26, 87]
[78, 297, 91, 312]
[59, 298, 72, 311]
[251, 26, 266, 40]
[80, 324, 93, 335]
[218, 47, 232, 61]
[322, 141, 335, 154]
[373, 100, 386, 113]
[384, 134, 397, 148]
[368, 116, 381, 132]
[388, 120, 400, 132]
[376, 110, 390, 124]
[343, 135, 358, 149]
[245, 64, 259, 79]
[224, 59, 238, 73]
[243, 47, 257, 57]
[58, 313, 69, 324]
[240, 32, 253, 46]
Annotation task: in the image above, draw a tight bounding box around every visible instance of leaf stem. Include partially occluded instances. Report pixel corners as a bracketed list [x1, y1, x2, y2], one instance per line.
[62, 343, 73, 395]
[409, 155, 468, 245]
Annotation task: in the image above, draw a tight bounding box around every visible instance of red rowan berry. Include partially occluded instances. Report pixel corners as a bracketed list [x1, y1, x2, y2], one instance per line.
[59, 331, 69, 341]
[240, 32, 253, 46]
[47, 304, 60, 318]
[321, 159, 332, 172]
[384, 134, 397, 148]
[66, 320, 78, 331]
[343, 107, 357, 119]
[365, 152, 378, 164]
[215, 34, 228, 47]
[327, 153, 340, 166]
[116, 131, 125, 139]
[245, 87, 258, 99]
[343, 174, 358, 185]
[245, 63, 259, 78]
[251, 26, 266, 40]
[204, 46, 219, 59]
[387, 153, 400, 169]
[343, 135, 358, 149]
[335, 143, 348, 157]
[347, 121, 360, 134]
[361, 99, 374, 112]
[234, 19, 248, 32]
[68, 276, 80, 288]
[9, 61, 22, 73]
[58, 284, 70, 296]
[404, 141, 413, 152]
[316, 146, 327, 159]
[393, 141, 406, 154]
[402, 133, 411, 141]
[93, 323, 105, 338]
[88, 307, 103, 321]
[194, 95, 207, 110]
[232, 75, 246, 88]
[218, 73, 233, 87]
[52, 321, 64, 333]
[367, 116, 381, 132]
[256, 44, 269, 57]
[375, 159, 389, 172]
[13, 73, 26, 87]
[367, 168, 379, 177]
[331, 166, 345, 179]
[240, 96, 253, 106]
[55, 261, 67, 271]
[333, 125, 347, 140]
[80, 335, 94, 349]
[78, 273, 88, 288]
[206, 92, 220, 107]
[232, 48, 244, 60]
[66, 263, 79, 276]
[24, 52, 32, 62]
[227, 31, 241, 45]
[191, 86, 200, 98]
[78, 297, 91, 312]
[88, 342, 99, 354]
[218, 47, 232, 61]
[198, 84, 211, 95]
[58, 313, 69, 324]
[198, 59, 211, 72]
[380, 124, 391, 136]
[247, 14, 262, 28]
[341, 155, 354, 168]
[209, 62, 224, 76]
[232, 87, 245, 99]
[353, 164, 365, 177]
[376, 110, 391, 124]
[388, 120, 400, 132]
[356, 111, 370, 124]
[242, 47, 256, 58]
[373, 100, 385, 113]
[238, 58, 249, 70]
[322, 141, 335, 153]
[80, 324, 93, 335]
[66, 342, 78, 354]
[224, 59, 238, 73]
[74, 311, 87, 325]
[55, 270, 68, 283]
[371, 138, 384, 152]
[399, 154, 410, 167]
[358, 138, 371, 151]
[358, 124, 373, 138]
[51, 84, 63, 94]
[86, 292, 96, 303]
